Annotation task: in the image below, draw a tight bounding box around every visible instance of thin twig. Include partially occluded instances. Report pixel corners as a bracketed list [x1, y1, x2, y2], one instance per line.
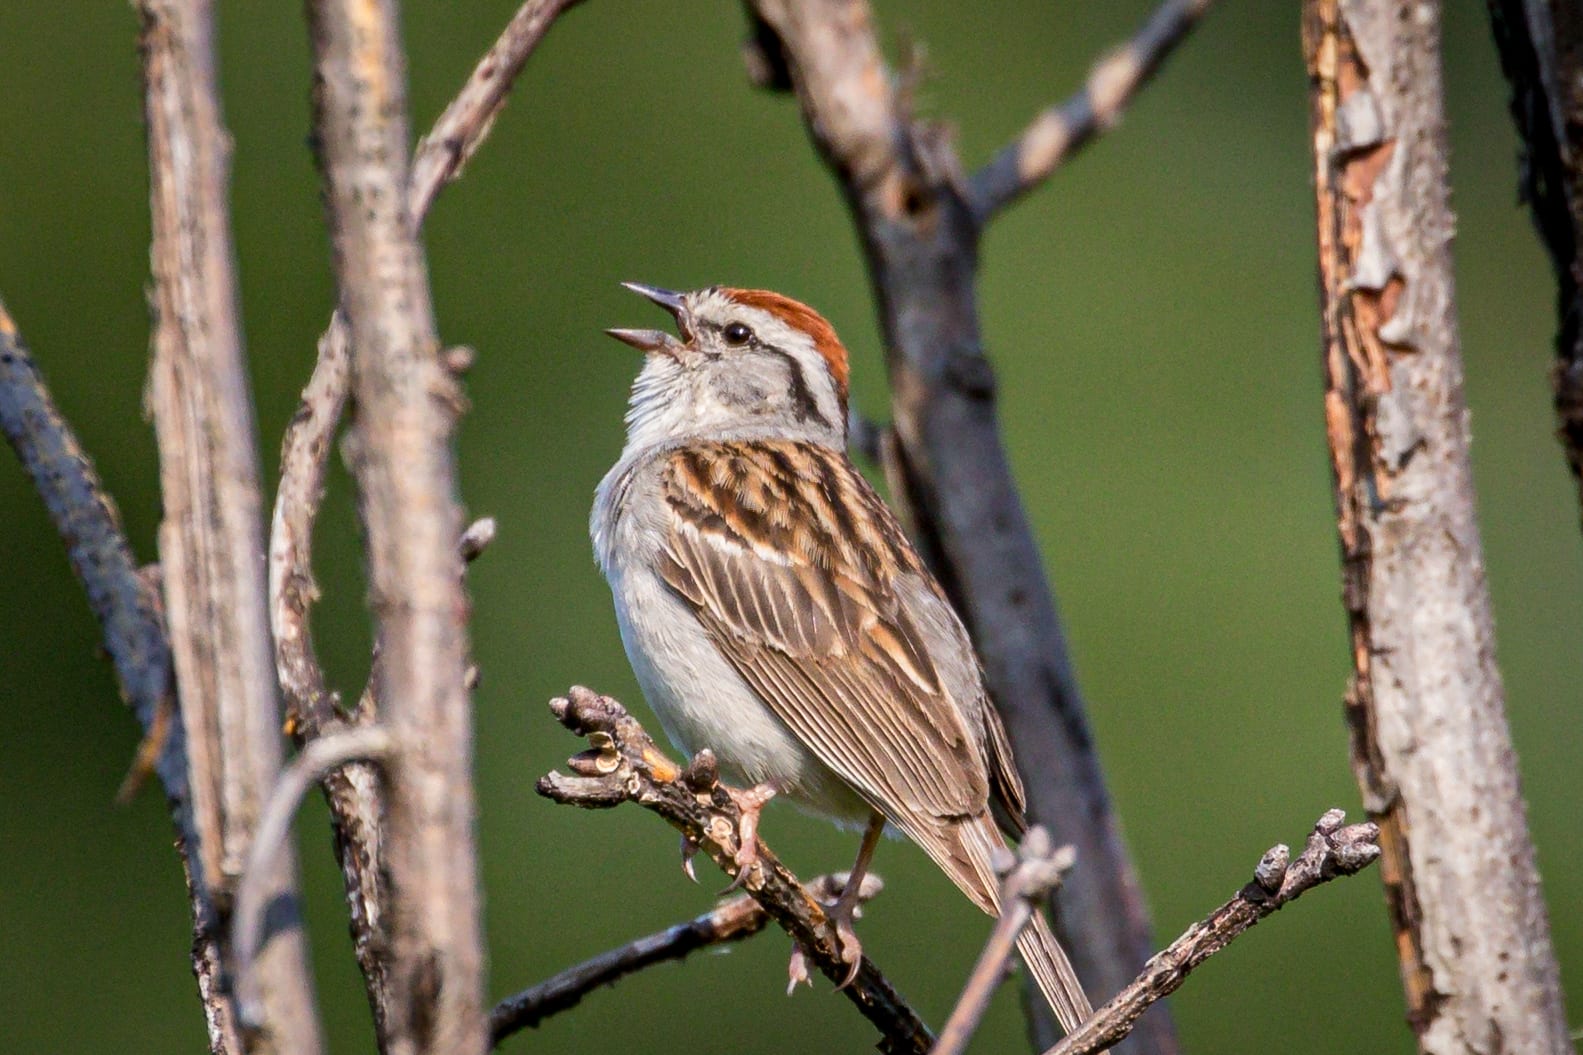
[967, 0, 1215, 223]
[1045, 810, 1380, 1055]
[235, 727, 394, 1028]
[307, 0, 487, 1050]
[139, 1, 322, 1050]
[537, 687, 934, 1055]
[934, 829, 1074, 1055]
[488, 873, 882, 1046]
[742, 5, 1169, 1050]
[409, 0, 585, 219]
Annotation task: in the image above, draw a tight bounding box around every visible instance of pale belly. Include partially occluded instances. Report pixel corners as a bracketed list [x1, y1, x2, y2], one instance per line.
[609, 559, 873, 828]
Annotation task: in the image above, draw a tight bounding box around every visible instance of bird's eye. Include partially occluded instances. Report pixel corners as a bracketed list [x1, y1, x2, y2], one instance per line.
[722, 322, 754, 346]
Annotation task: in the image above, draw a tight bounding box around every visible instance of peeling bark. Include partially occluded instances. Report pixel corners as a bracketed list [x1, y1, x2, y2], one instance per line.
[1304, 2, 1570, 1051]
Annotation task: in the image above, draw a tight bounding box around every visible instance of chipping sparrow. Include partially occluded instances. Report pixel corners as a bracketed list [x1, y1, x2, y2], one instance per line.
[591, 283, 1091, 1032]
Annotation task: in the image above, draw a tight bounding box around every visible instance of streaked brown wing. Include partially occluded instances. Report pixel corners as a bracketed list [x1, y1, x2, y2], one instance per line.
[657, 440, 993, 824]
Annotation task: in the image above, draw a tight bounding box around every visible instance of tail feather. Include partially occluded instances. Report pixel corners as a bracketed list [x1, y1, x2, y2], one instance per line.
[935, 816, 1093, 1035]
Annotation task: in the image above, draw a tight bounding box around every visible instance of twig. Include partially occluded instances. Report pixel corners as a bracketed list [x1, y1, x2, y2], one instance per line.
[139, 1, 322, 1051]
[1306, 3, 1570, 1050]
[536, 687, 934, 1055]
[967, 0, 1215, 222]
[409, 0, 586, 219]
[307, 1, 487, 1051]
[1045, 810, 1380, 1055]
[0, 297, 236, 1044]
[934, 829, 1074, 1055]
[488, 873, 882, 1046]
[742, 5, 1170, 1049]
[235, 727, 395, 1028]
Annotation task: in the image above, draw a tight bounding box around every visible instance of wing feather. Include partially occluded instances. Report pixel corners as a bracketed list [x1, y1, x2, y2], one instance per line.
[658, 441, 1001, 825]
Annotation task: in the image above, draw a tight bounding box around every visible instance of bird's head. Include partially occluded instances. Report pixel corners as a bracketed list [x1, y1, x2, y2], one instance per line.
[606, 283, 850, 451]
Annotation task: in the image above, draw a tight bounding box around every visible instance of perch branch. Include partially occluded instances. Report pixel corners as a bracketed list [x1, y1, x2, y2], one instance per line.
[0, 297, 239, 1047]
[140, 0, 322, 1050]
[934, 830, 1074, 1055]
[488, 872, 882, 1046]
[967, 0, 1216, 222]
[234, 727, 394, 1028]
[1045, 810, 1380, 1055]
[1306, 3, 1570, 1049]
[307, 0, 486, 1050]
[536, 687, 933, 1055]
[743, 4, 1170, 1049]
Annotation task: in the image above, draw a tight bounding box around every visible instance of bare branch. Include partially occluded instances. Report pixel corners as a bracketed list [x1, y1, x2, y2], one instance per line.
[934, 829, 1075, 1055]
[967, 0, 1215, 222]
[139, 1, 322, 1050]
[536, 687, 934, 1055]
[1306, 3, 1571, 1049]
[1485, 0, 1583, 529]
[235, 727, 395, 1027]
[742, 5, 1168, 1049]
[307, 0, 486, 1050]
[1046, 811, 1380, 1055]
[409, 0, 586, 219]
[0, 297, 241, 1048]
[488, 873, 881, 1046]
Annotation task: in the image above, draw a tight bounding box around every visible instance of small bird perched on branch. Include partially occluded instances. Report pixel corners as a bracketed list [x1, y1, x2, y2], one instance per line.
[591, 282, 1091, 1033]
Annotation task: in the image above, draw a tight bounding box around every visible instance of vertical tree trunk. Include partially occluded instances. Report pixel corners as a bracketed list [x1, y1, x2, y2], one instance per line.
[139, 1, 323, 1051]
[306, 2, 488, 1053]
[1304, 2, 1570, 1051]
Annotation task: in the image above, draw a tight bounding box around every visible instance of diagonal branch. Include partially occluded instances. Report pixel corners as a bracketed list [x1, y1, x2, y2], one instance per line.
[488, 872, 882, 1046]
[742, 4, 1169, 1049]
[139, 1, 323, 1051]
[536, 687, 934, 1055]
[967, 0, 1215, 223]
[0, 297, 237, 1049]
[306, 0, 487, 1050]
[1045, 810, 1380, 1055]
[933, 830, 1074, 1055]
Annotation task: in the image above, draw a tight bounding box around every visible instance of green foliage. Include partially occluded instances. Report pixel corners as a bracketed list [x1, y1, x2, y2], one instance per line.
[0, 2, 1576, 1052]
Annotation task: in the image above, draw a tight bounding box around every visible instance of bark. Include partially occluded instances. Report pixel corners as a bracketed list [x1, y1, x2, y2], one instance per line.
[305, 1, 487, 1052]
[1485, 0, 1583, 528]
[1304, 2, 1570, 1050]
[743, 4, 1173, 1049]
[138, 1, 322, 1051]
[0, 296, 240, 1052]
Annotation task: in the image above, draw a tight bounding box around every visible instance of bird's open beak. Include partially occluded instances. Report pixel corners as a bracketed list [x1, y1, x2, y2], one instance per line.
[606, 282, 690, 356]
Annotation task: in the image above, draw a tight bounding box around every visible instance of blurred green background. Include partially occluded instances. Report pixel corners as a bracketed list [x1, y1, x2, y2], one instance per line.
[2, 2, 1577, 1052]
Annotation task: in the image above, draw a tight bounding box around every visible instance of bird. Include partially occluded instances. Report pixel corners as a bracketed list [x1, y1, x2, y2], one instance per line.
[591, 282, 1092, 1033]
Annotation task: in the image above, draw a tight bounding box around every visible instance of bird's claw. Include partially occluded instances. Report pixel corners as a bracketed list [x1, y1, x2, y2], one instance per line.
[679, 833, 700, 884]
[831, 902, 864, 989]
[786, 944, 811, 994]
[717, 781, 777, 894]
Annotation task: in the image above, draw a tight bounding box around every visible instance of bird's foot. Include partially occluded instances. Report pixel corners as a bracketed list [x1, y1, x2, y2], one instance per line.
[827, 885, 865, 989]
[719, 781, 777, 893]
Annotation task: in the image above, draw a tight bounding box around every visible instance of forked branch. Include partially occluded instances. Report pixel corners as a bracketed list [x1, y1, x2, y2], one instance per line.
[536, 687, 934, 1055]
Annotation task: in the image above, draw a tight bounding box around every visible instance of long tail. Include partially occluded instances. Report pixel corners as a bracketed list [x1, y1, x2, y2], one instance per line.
[930, 816, 1093, 1035]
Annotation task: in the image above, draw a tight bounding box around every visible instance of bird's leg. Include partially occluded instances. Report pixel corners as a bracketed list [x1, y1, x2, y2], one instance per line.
[720, 781, 779, 892]
[828, 812, 886, 988]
